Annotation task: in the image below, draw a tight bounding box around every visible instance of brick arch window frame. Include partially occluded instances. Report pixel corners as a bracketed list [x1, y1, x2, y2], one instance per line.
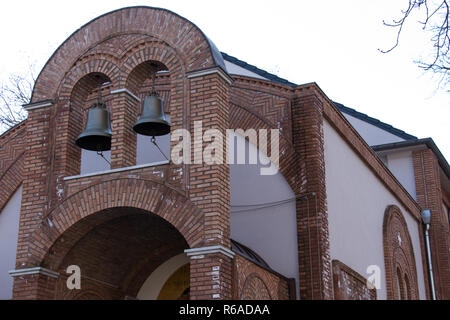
[240, 273, 272, 300]
[383, 205, 420, 300]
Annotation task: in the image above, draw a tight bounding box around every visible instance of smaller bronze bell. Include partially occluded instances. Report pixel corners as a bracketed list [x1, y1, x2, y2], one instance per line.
[133, 94, 170, 136]
[76, 102, 112, 151]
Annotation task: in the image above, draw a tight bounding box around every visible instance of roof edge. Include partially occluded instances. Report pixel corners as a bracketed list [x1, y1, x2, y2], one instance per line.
[372, 138, 450, 180]
[333, 101, 418, 142]
[221, 52, 297, 87]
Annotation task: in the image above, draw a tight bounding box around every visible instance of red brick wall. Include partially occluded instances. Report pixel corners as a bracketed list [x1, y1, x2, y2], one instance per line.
[332, 260, 377, 300]
[233, 254, 292, 300]
[0, 122, 26, 212]
[413, 149, 450, 299]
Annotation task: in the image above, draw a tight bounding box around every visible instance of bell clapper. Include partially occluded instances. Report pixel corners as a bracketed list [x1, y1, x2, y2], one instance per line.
[151, 136, 169, 161]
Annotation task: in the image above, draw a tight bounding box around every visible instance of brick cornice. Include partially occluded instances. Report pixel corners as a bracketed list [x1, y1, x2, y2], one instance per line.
[187, 66, 234, 85]
[22, 100, 54, 111]
[185, 246, 235, 259]
[231, 75, 294, 98]
[9, 267, 60, 279]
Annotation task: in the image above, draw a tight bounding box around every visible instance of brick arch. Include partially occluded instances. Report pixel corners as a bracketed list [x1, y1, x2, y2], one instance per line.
[28, 178, 204, 269]
[0, 123, 26, 212]
[57, 58, 121, 101]
[241, 273, 272, 300]
[0, 152, 24, 213]
[32, 6, 222, 102]
[383, 205, 419, 300]
[229, 103, 302, 194]
[122, 41, 185, 96]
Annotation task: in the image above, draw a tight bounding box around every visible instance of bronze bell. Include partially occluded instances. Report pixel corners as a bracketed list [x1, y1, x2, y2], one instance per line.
[133, 94, 170, 136]
[76, 102, 112, 151]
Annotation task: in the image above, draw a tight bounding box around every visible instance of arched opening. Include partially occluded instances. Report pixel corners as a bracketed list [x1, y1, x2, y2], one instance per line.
[126, 61, 172, 166]
[46, 207, 189, 300]
[70, 73, 113, 175]
[396, 267, 405, 300]
[157, 263, 190, 300]
[137, 253, 190, 300]
[404, 273, 411, 300]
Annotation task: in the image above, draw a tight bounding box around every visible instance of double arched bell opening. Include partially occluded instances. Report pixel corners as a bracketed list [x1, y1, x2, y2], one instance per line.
[76, 63, 171, 167]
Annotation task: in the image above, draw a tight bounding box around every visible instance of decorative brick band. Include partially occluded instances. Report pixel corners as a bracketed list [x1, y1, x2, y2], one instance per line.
[185, 246, 235, 259]
[9, 267, 60, 279]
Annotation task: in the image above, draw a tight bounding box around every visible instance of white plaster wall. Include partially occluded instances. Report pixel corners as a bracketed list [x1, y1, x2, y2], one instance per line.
[0, 186, 22, 300]
[137, 253, 189, 300]
[323, 120, 426, 300]
[342, 113, 406, 146]
[385, 151, 417, 200]
[229, 133, 300, 298]
[80, 149, 110, 175]
[136, 133, 170, 165]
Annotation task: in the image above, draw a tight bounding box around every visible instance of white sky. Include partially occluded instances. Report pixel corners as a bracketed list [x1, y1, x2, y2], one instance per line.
[0, 0, 448, 159]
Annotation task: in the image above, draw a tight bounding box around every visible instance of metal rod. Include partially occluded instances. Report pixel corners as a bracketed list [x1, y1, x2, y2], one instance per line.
[97, 151, 111, 166]
[151, 136, 169, 161]
[424, 224, 437, 300]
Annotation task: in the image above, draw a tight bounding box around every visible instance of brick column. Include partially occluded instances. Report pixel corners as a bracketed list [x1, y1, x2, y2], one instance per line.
[186, 247, 234, 300]
[12, 101, 58, 299]
[413, 148, 450, 299]
[186, 68, 233, 299]
[110, 89, 139, 169]
[10, 268, 59, 300]
[292, 89, 333, 300]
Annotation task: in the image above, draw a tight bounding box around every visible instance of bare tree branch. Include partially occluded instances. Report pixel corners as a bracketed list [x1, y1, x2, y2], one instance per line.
[0, 66, 36, 132]
[380, 0, 450, 86]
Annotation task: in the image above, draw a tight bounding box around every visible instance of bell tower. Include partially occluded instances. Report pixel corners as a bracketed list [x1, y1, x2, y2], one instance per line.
[11, 6, 233, 300]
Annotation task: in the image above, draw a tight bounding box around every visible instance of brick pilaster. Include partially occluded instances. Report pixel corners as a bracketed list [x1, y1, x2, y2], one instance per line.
[186, 248, 234, 300]
[292, 90, 333, 300]
[413, 148, 450, 299]
[13, 102, 57, 299]
[110, 90, 139, 169]
[186, 69, 232, 299]
[12, 273, 58, 300]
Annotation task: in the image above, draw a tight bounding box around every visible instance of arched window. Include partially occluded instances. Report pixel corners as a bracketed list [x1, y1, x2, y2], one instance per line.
[396, 268, 404, 300]
[383, 205, 419, 300]
[404, 274, 411, 300]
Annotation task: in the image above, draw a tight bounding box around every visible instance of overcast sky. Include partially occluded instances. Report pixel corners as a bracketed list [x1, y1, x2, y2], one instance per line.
[0, 0, 448, 159]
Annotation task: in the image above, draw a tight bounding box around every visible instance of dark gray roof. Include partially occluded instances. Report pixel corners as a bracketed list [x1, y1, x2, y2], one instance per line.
[221, 52, 297, 87]
[221, 52, 418, 142]
[333, 102, 418, 141]
[372, 138, 450, 180]
[231, 239, 271, 270]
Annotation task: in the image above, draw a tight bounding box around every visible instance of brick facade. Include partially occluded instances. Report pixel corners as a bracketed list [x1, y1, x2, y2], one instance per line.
[332, 260, 377, 300]
[1, 6, 447, 300]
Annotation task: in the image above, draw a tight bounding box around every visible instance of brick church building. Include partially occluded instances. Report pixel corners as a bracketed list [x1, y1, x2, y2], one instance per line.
[0, 6, 449, 300]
